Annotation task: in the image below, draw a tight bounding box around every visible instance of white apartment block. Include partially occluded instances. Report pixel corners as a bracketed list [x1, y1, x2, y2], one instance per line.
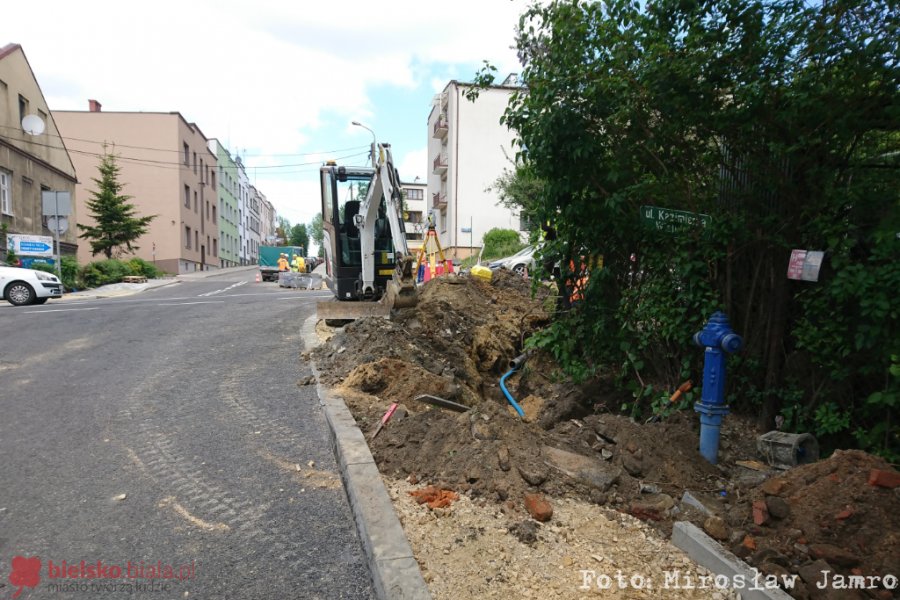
[259, 197, 276, 246]
[426, 75, 526, 259]
[400, 180, 427, 253]
[236, 156, 249, 265]
[247, 185, 262, 264]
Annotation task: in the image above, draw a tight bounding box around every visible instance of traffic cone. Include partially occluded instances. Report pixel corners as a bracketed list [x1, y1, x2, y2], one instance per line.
[255, 272, 261, 283]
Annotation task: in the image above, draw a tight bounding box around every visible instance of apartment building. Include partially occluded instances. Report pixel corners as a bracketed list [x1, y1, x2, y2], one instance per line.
[400, 179, 427, 253]
[208, 139, 240, 268]
[55, 105, 219, 273]
[246, 185, 262, 263]
[0, 44, 78, 260]
[427, 75, 525, 259]
[259, 196, 276, 246]
[236, 155, 249, 265]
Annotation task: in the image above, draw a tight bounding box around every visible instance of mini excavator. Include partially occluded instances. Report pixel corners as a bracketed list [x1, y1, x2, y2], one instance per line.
[317, 142, 418, 321]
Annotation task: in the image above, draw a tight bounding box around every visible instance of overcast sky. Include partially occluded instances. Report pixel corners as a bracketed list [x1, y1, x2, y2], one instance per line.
[8, 0, 526, 229]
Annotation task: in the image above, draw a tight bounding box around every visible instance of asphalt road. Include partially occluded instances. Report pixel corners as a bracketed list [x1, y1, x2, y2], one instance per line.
[0, 269, 375, 599]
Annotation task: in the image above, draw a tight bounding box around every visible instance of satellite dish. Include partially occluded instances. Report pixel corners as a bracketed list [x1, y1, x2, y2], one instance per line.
[22, 114, 46, 136]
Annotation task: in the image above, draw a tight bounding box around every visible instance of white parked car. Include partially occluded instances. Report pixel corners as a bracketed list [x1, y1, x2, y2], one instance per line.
[0, 261, 63, 306]
[488, 245, 539, 276]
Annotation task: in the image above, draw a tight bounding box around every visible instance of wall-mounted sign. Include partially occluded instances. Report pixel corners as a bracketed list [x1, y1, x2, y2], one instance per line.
[7, 234, 54, 257]
[787, 249, 824, 282]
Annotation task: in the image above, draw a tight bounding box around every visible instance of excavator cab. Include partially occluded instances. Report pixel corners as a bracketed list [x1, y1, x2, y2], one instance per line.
[319, 163, 397, 301]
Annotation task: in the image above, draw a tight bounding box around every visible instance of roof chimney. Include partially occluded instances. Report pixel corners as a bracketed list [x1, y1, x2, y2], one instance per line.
[88, 99, 102, 112]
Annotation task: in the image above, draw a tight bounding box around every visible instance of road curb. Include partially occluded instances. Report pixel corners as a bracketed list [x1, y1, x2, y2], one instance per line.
[671, 522, 794, 599]
[301, 315, 431, 600]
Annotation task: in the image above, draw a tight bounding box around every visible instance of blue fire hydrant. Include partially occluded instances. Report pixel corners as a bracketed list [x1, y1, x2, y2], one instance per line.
[693, 312, 742, 464]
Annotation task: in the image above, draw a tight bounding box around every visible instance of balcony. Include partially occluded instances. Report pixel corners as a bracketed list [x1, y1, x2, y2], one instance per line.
[432, 192, 447, 209]
[432, 116, 448, 139]
[432, 154, 448, 175]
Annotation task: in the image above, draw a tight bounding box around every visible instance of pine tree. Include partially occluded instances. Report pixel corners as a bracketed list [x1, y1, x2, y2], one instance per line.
[77, 150, 155, 259]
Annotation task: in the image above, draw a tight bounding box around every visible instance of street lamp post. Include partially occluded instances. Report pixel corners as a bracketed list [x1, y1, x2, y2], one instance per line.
[351, 121, 376, 166]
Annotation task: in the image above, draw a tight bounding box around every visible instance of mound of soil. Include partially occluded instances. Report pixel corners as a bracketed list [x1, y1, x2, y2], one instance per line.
[311, 271, 900, 599]
[733, 450, 900, 598]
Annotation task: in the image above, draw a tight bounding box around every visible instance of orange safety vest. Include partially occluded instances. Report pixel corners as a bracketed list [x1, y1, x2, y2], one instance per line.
[277, 257, 290, 271]
[568, 258, 589, 304]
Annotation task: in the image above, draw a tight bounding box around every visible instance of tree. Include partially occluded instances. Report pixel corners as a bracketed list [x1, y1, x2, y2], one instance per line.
[78, 150, 155, 259]
[486, 0, 898, 454]
[289, 223, 309, 253]
[308, 213, 324, 257]
[482, 228, 525, 259]
[489, 162, 546, 243]
[275, 216, 291, 244]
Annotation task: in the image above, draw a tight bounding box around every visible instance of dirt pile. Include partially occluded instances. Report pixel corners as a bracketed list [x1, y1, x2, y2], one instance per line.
[732, 450, 900, 598]
[311, 270, 900, 599]
[312, 270, 553, 400]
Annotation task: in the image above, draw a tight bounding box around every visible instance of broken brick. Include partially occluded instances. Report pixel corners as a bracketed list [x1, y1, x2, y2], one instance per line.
[835, 506, 855, 521]
[524, 493, 553, 522]
[868, 468, 900, 489]
[760, 477, 786, 496]
[742, 535, 757, 551]
[809, 543, 861, 567]
[409, 485, 459, 510]
[752, 499, 770, 526]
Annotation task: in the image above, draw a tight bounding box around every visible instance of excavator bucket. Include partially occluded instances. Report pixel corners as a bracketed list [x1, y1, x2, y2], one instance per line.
[317, 259, 417, 322]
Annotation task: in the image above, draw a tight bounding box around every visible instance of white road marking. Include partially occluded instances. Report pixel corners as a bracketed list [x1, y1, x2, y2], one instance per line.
[157, 301, 226, 306]
[23, 307, 100, 314]
[198, 280, 248, 297]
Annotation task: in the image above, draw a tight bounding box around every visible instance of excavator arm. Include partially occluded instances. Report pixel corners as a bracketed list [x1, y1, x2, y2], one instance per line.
[317, 141, 418, 321]
[355, 143, 413, 299]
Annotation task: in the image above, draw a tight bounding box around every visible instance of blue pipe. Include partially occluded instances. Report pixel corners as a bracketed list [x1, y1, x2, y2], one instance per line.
[500, 352, 528, 418]
[500, 369, 525, 417]
[697, 407, 728, 464]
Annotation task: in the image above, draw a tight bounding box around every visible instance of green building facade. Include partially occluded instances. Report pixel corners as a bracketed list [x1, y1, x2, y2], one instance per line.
[209, 140, 240, 267]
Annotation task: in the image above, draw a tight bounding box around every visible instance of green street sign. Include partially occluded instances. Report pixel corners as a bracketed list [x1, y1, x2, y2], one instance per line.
[641, 205, 711, 232]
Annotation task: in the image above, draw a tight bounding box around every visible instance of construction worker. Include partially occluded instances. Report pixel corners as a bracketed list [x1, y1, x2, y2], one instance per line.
[277, 253, 290, 272]
[565, 256, 590, 308]
[292, 254, 306, 273]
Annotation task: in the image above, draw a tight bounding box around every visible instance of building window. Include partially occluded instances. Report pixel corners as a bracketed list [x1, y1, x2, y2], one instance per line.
[195, 231, 199, 250]
[213, 238, 217, 256]
[206, 200, 210, 220]
[211, 171, 216, 188]
[185, 226, 192, 249]
[200, 159, 204, 182]
[0, 169, 11, 215]
[212, 205, 217, 222]
[518, 213, 532, 231]
[193, 152, 197, 174]
[194, 191, 198, 212]
[184, 184, 191, 208]
[18, 94, 28, 126]
[183, 143, 189, 166]
[405, 188, 423, 200]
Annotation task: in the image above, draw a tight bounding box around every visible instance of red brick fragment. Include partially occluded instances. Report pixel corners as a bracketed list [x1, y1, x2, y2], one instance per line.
[752, 500, 770, 526]
[868, 468, 900, 489]
[742, 536, 757, 551]
[408, 485, 459, 510]
[524, 493, 553, 522]
[835, 506, 854, 521]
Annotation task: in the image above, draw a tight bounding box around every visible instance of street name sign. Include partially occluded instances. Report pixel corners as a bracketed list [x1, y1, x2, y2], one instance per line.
[641, 205, 710, 232]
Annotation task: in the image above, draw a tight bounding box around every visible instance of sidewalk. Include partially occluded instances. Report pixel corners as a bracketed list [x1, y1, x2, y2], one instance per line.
[57, 265, 258, 301]
[57, 277, 178, 301]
